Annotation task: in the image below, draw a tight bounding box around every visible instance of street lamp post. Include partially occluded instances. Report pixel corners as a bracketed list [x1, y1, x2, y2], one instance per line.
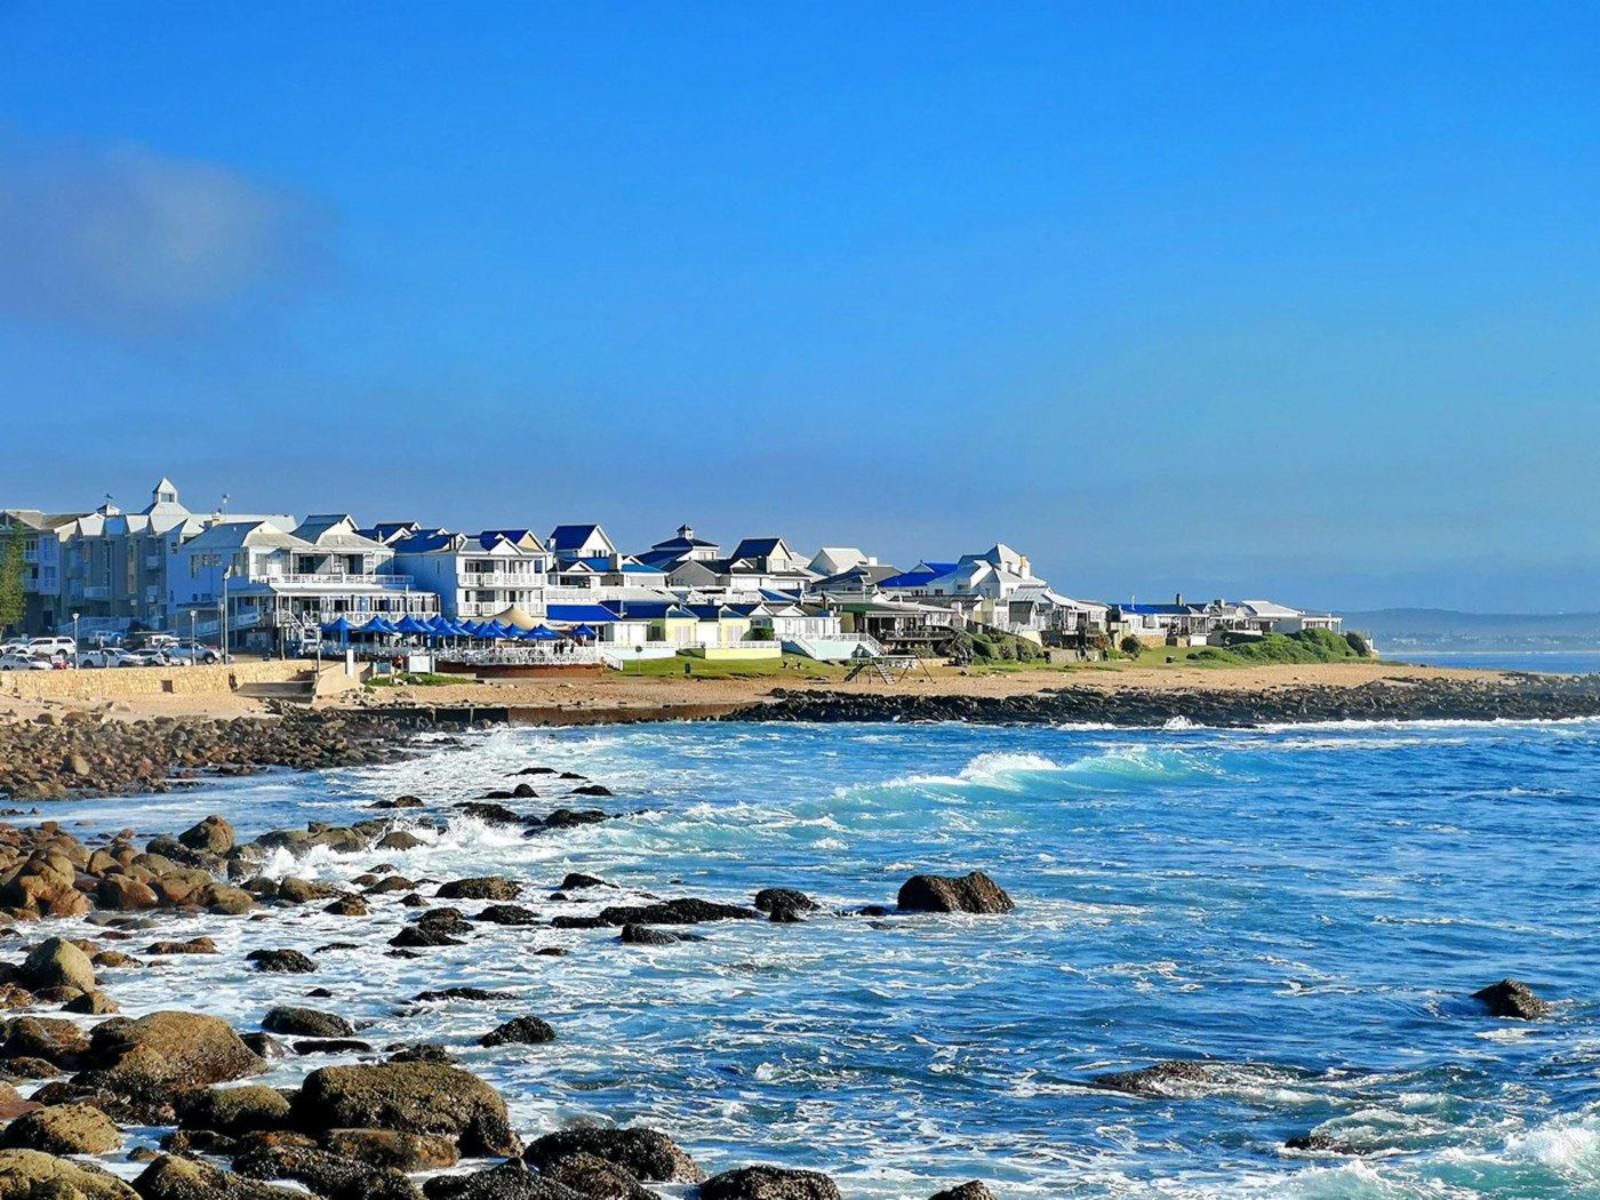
[221, 566, 234, 662]
[71, 611, 79, 668]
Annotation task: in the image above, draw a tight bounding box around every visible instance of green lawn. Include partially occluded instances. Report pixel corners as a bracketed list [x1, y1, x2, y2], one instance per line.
[611, 653, 846, 680]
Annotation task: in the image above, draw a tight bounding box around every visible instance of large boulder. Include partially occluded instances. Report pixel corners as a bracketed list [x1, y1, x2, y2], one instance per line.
[98, 875, 161, 911]
[246, 949, 316, 974]
[699, 1166, 841, 1200]
[4, 1017, 92, 1066]
[929, 1185, 996, 1200]
[0, 1149, 139, 1200]
[292, 1063, 519, 1157]
[78, 1011, 264, 1101]
[180, 816, 237, 856]
[321, 1128, 459, 1171]
[753, 889, 815, 914]
[261, 1008, 355, 1039]
[1473, 979, 1551, 1020]
[20, 937, 97, 994]
[1088, 1060, 1215, 1097]
[539, 1152, 655, 1200]
[436, 877, 521, 901]
[479, 1017, 555, 1048]
[594, 899, 759, 926]
[423, 1160, 581, 1200]
[524, 1126, 703, 1182]
[178, 1085, 292, 1135]
[896, 872, 1013, 915]
[133, 1153, 299, 1200]
[0, 1103, 123, 1154]
[232, 1144, 421, 1200]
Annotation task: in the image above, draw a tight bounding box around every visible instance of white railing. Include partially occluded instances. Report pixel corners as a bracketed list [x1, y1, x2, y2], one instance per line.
[459, 572, 545, 589]
[260, 573, 418, 591]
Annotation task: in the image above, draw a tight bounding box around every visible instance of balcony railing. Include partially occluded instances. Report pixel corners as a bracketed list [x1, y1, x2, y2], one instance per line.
[257, 573, 419, 591]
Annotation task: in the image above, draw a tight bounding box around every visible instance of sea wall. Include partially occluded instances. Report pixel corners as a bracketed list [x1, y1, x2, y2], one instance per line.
[0, 659, 308, 702]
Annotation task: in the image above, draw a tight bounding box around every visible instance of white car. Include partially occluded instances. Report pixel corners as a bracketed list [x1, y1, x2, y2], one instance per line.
[0, 651, 54, 671]
[78, 647, 143, 669]
[28, 636, 76, 662]
[168, 642, 228, 665]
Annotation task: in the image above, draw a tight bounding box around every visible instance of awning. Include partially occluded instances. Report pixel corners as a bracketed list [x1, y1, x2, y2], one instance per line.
[491, 605, 539, 631]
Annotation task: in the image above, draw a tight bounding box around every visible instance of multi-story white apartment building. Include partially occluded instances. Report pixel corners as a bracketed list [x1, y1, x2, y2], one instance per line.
[389, 529, 549, 620]
[0, 507, 86, 634]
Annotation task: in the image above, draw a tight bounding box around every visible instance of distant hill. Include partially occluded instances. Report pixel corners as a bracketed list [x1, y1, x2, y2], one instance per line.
[1342, 608, 1600, 649]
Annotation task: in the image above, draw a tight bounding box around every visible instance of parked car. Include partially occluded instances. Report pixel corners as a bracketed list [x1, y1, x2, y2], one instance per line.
[168, 641, 228, 665]
[77, 647, 143, 669]
[128, 648, 177, 667]
[27, 636, 76, 662]
[0, 651, 54, 671]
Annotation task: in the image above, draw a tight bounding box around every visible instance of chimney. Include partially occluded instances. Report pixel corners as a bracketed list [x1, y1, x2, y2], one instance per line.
[1175, 592, 1183, 606]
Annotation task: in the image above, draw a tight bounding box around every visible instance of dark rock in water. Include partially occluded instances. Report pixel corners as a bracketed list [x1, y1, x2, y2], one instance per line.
[618, 924, 694, 946]
[753, 888, 816, 914]
[386, 1042, 458, 1064]
[415, 908, 474, 933]
[366, 876, 419, 895]
[699, 1165, 841, 1199]
[262, 1008, 354, 1039]
[292, 1039, 373, 1056]
[1286, 1132, 1364, 1154]
[455, 803, 525, 827]
[483, 790, 515, 800]
[768, 904, 806, 924]
[559, 873, 610, 890]
[474, 904, 541, 926]
[897, 872, 1013, 915]
[524, 1124, 704, 1182]
[145, 936, 218, 955]
[541, 808, 608, 829]
[1473, 978, 1551, 1019]
[372, 795, 424, 809]
[597, 898, 760, 926]
[570, 784, 613, 797]
[64, 991, 120, 1015]
[550, 916, 606, 930]
[859, 905, 892, 917]
[325, 895, 370, 917]
[135, 1153, 297, 1200]
[247, 949, 317, 974]
[424, 1158, 581, 1200]
[401, 893, 429, 907]
[0, 1102, 123, 1154]
[291, 1062, 520, 1157]
[389, 926, 465, 949]
[177, 1084, 292, 1135]
[479, 1017, 556, 1047]
[927, 1184, 995, 1200]
[559, 772, 586, 781]
[511, 783, 538, 798]
[1089, 1060, 1215, 1097]
[538, 1150, 654, 1199]
[376, 832, 425, 852]
[241, 1034, 287, 1061]
[517, 767, 557, 775]
[437, 876, 522, 901]
[233, 1143, 421, 1200]
[534, 947, 568, 957]
[413, 987, 514, 1003]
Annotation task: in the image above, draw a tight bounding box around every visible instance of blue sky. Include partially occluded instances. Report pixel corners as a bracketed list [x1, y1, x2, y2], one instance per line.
[2, 3, 1596, 610]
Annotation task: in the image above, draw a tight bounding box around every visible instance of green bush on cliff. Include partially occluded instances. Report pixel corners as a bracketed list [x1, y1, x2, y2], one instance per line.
[1192, 628, 1368, 666]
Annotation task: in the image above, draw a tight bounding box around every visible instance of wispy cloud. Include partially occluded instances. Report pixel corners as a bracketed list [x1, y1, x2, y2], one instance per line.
[0, 131, 330, 335]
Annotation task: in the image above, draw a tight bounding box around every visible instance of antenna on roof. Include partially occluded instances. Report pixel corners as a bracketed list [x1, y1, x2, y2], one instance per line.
[220, 494, 231, 513]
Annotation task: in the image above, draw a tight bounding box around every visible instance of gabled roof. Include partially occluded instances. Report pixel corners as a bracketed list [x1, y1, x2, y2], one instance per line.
[728, 536, 788, 561]
[813, 564, 901, 589]
[603, 600, 696, 620]
[183, 519, 310, 552]
[548, 523, 612, 552]
[879, 561, 958, 589]
[390, 530, 458, 554]
[1241, 600, 1302, 619]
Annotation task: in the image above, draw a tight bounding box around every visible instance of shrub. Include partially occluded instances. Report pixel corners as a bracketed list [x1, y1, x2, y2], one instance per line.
[1119, 636, 1144, 658]
[1344, 630, 1370, 657]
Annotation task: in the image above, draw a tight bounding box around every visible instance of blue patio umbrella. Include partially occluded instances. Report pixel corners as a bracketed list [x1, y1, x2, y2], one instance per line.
[569, 623, 598, 640]
[448, 619, 473, 637]
[424, 615, 454, 637]
[321, 616, 354, 648]
[393, 614, 430, 636]
[527, 624, 562, 641]
[459, 620, 485, 637]
[362, 616, 398, 636]
[479, 621, 508, 639]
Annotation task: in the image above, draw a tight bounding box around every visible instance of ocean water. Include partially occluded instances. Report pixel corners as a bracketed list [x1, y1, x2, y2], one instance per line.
[1382, 649, 1600, 675]
[25, 717, 1600, 1198]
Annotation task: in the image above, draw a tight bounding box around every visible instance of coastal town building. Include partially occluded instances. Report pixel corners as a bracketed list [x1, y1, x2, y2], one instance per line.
[0, 507, 86, 635]
[390, 529, 549, 620]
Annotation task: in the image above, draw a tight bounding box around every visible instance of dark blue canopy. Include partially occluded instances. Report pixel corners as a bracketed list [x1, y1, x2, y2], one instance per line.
[393, 615, 430, 635]
[321, 617, 354, 634]
[569, 624, 598, 639]
[361, 617, 397, 635]
[527, 624, 562, 641]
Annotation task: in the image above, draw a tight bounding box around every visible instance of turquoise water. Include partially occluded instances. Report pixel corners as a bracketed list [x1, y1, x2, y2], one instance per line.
[1383, 649, 1600, 675]
[34, 717, 1600, 1197]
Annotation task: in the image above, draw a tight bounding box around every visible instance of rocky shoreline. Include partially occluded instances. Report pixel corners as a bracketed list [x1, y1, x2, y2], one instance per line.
[728, 674, 1600, 727]
[0, 760, 1004, 1200]
[0, 709, 435, 803]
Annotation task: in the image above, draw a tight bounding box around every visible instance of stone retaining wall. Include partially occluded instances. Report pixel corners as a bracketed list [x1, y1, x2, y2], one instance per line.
[0, 659, 309, 701]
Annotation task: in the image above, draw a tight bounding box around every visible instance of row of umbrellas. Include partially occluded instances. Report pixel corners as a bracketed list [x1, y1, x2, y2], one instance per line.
[319, 614, 598, 643]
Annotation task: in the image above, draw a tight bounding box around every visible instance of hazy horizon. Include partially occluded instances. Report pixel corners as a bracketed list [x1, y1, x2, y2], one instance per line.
[4, 5, 1597, 611]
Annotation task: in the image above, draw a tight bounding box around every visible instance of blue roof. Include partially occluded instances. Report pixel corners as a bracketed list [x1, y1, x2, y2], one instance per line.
[605, 600, 694, 620]
[545, 603, 618, 624]
[879, 562, 957, 589]
[390, 531, 455, 554]
[621, 562, 664, 574]
[548, 524, 604, 550]
[1119, 603, 1202, 615]
[478, 529, 537, 548]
